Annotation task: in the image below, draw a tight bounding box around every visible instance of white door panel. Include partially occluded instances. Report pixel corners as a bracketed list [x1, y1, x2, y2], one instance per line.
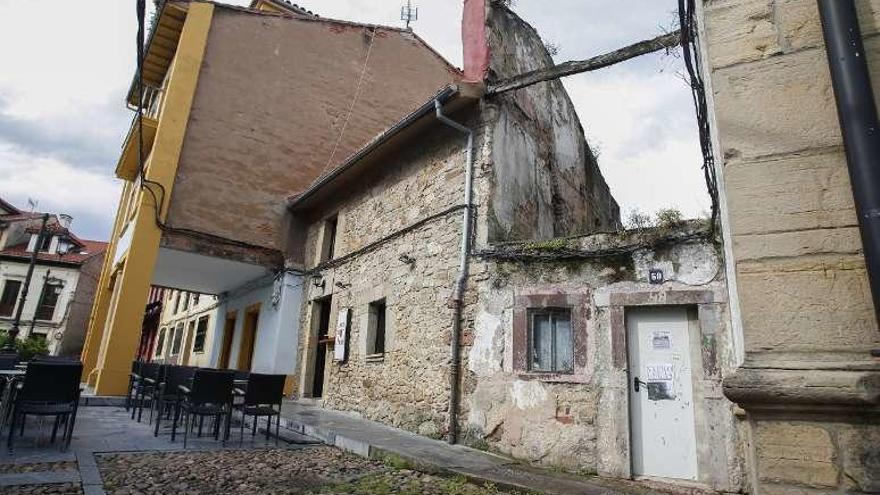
[627, 306, 698, 480]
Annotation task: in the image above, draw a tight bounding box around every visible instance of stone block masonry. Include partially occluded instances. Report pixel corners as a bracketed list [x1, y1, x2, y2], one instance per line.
[702, 0, 880, 492]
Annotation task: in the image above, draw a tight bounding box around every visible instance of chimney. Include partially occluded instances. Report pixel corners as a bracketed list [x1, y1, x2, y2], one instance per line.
[462, 0, 490, 82]
[58, 214, 73, 230]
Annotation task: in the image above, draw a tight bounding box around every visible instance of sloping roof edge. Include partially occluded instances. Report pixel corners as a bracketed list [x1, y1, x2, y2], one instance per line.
[210, 2, 462, 76]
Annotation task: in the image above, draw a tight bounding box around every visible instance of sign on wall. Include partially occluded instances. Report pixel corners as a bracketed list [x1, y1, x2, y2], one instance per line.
[334, 308, 350, 363]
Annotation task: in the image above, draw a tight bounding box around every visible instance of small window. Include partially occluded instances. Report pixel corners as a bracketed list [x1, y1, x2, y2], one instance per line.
[319, 215, 339, 262]
[193, 316, 209, 353]
[32, 234, 52, 253]
[34, 283, 63, 321]
[0, 280, 22, 317]
[367, 299, 387, 357]
[156, 328, 167, 356]
[173, 292, 181, 314]
[193, 293, 200, 307]
[528, 309, 573, 373]
[171, 323, 184, 355]
[182, 292, 190, 312]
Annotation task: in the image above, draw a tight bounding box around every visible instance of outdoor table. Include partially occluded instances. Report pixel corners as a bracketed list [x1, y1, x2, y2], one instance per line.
[0, 369, 26, 437]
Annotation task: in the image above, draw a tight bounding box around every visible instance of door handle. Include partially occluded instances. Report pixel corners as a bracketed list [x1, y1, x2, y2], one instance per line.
[633, 376, 648, 392]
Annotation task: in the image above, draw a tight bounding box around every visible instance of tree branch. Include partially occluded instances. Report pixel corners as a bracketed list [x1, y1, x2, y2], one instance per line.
[487, 30, 682, 95]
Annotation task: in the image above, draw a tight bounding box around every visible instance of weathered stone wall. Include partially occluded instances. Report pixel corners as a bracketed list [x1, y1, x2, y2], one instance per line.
[294, 117, 481, 436]
[482, 3, 621, 243]
[703, 0, 880, 492]
[458, 226, 743, 491]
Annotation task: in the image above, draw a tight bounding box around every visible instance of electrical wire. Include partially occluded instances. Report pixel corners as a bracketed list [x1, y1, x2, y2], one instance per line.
[133, 1, 283, 259]
[678, 0, 721, 235]
[319, 27, 377, 177]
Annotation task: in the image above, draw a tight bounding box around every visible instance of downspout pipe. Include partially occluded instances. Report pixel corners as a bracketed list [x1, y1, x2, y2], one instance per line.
[818, 0, 880, 329]
[435, 98, 474, 444]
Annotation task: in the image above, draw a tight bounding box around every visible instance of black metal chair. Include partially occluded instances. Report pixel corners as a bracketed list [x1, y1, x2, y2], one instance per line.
[131, 363, 163, 422]
[31, 355, 79, 363]
[151, 365, 196, 437]
[233, 373, 285, 445]
[0, 354, 18, 371]
[172, 369, 234, 448]
[7, 362, 83, 452]
[125, 360, 142, 412]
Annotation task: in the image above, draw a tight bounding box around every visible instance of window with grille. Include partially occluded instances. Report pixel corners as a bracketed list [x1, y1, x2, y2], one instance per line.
[193, 316, 209, 353]
[528, 309, 573, 373]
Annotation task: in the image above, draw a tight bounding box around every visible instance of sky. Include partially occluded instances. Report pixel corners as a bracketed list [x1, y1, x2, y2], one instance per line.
[0, 0, 707, 241]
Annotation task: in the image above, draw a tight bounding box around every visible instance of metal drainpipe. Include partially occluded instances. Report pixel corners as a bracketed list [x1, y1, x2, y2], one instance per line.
[817, 0, 880, 333]
[434, 98, 474, 444]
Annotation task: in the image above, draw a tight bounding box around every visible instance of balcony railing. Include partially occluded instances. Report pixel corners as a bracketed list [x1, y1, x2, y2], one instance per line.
[127, 84, 165, 121]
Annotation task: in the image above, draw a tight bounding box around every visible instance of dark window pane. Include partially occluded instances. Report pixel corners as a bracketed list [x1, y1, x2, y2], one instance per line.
[193, 317, 209, 353]
[0, 280, 22, 317]
[369, 299, 386, 355]
[171, 325, 183, 355]
[35, 284, 62, 321]
[156, 329, 166, 355]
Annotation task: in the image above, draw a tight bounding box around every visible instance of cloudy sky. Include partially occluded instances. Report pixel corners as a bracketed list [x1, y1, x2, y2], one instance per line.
[0, 0, 707, 241]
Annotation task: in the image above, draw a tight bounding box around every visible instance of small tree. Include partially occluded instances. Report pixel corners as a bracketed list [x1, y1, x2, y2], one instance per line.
[626, 209, 653, 230]
[655, 208, 684, 228]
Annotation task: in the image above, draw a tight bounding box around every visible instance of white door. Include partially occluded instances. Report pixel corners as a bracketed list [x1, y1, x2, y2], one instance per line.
[627, 306, 698, 480]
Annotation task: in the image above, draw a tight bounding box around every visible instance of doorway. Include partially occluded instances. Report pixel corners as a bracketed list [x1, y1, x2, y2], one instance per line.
[218, 312, 236, 369]
[237, 305, 260, 371]
[311, 297, 332, 398]
[626, 306, 698, 481]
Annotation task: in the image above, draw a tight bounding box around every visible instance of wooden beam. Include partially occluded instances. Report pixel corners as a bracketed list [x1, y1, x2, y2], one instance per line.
[487, 30, 681, 95]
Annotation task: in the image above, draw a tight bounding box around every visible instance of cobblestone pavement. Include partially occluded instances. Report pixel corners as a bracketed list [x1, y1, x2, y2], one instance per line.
[96, 447, 527, 495]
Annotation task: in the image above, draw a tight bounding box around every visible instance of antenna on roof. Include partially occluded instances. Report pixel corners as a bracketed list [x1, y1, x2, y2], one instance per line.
[26, 198, 38, 213]
[400, 0, 418, 29]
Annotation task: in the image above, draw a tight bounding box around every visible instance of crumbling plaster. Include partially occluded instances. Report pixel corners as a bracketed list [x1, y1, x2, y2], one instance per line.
[482, 4, 620, 243]
[461, 228, 743, 491]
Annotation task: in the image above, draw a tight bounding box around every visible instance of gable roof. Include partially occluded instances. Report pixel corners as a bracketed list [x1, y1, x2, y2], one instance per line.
[0, 198, 21, 216]
[0, 239, 108, 266]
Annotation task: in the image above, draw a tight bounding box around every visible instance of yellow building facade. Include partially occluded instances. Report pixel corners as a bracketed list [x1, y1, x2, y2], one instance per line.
[81, 3, 214, 394]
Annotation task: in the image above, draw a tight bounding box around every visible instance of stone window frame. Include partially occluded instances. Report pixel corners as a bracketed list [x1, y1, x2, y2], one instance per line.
[512, 290, 591, 383]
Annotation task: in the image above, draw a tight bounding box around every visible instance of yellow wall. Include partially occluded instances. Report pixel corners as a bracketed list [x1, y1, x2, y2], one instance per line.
[82, 3, 215, 395]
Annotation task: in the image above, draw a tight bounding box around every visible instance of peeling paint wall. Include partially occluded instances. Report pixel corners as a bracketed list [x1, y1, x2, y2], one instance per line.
[482, 4, 621, 242]
[460, 228, 743, 491]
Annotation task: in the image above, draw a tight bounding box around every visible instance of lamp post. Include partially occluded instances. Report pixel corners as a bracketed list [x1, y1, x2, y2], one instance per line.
[4, 213, 50, 351]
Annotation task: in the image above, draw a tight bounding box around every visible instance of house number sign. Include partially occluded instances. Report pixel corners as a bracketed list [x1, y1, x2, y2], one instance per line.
[649, 268, 665, 285]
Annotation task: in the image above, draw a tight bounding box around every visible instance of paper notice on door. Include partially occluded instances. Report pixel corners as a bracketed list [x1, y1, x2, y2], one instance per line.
[650, 331, 672, 350]
[646, 363, 674, 381]
[647, 380, 675, 401]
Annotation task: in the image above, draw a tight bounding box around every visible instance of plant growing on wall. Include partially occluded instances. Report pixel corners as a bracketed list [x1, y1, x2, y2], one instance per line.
[0, 332, 50, 361]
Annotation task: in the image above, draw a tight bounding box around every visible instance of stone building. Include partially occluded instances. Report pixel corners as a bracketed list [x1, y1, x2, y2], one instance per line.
[701, 0, 880, 492]
[283, 4, 742, 491]
[0, 199, 107, 356]
[82, 0, 462, 394]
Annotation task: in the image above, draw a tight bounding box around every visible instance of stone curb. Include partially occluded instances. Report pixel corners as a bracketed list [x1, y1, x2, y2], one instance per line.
[273, 416, 619, 495]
